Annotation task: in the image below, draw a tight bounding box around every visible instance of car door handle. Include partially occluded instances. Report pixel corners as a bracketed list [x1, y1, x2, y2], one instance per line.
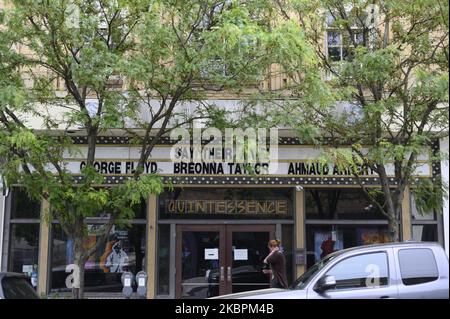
[380, 296, 392, 299]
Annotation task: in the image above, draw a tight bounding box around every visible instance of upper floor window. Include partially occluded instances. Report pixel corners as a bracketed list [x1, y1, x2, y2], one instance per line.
[326, 30, 365, 62]
[325, 11, 368, 63]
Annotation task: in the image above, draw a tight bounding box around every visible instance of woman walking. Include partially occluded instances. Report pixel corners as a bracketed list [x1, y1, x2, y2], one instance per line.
[263, 239, 289, 289]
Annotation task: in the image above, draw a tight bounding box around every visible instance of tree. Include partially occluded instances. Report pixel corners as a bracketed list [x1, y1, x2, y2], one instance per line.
[1, 0, 165, 299]
[0, 0, 311, 298]
[268, 0, 449, 241]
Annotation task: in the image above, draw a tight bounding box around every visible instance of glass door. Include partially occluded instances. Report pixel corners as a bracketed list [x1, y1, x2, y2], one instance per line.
[176, 225, 226, 298]
[226, 225, 275, 293]
[175, 224, 276, 298]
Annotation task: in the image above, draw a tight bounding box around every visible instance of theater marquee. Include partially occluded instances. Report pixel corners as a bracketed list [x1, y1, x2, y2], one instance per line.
[73, 160, 430, 177]
[62, 145, 431, 177]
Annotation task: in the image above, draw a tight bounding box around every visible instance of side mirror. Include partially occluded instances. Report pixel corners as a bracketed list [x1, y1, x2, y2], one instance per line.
[315, 275, 337, 293]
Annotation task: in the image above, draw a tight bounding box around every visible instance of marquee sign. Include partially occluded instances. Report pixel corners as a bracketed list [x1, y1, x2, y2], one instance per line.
[73, 160, 430, 177]
[60, 145, 431, 177]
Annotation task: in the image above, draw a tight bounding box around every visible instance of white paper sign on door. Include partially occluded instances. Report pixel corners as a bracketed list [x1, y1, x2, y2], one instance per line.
[204, 248, 219, 260]
[234, 249, 248, 261]
[22, 265, 33, 273]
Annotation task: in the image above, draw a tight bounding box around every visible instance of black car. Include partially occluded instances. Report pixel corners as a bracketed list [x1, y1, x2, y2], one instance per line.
[0, 272, 40, 299]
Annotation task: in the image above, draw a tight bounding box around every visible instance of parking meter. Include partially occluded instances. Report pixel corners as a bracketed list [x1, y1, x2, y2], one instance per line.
[136, 271, 147, 299]
[121, 272, 134, 299]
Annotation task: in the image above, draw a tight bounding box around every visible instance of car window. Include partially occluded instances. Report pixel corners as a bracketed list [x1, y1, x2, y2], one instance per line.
[398, 248, 439, 286]
[1, 277, 39, 299]
[324, 252, 389, 290]
[293, 254, 336, 289]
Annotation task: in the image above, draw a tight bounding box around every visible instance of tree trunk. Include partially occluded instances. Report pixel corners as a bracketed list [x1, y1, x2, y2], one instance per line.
[72, 244, 86, 299]
[377, 165, 401, 242]
[387, 216, 400, 242]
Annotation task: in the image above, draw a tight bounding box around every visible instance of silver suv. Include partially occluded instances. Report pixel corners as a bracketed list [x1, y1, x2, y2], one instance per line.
[212, 242, 449, 299]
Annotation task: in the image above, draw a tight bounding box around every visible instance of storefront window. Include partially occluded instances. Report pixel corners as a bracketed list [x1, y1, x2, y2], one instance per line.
[50, 223, 146, 293]
[305, 189, 386, 220]
[7, 188, 41, 280]
[412, 225, 438, 242]
[131, 201, 147, 220]
[159, 188, 294, 220]
[305, 225, 389, 269]
[8, 224, 40, 274]
[10, 188, 40, 219]
[157, 224, 170, 295]
[50, 203, 147, 293]
[410, 193, 439, 243]
[411, 194, 435, 221]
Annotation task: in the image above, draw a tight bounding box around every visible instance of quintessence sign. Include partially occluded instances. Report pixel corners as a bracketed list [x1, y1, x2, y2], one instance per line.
[166, 200, 289, 214]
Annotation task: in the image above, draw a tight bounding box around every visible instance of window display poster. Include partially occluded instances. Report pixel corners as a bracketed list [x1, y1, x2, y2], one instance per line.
[314, 231, 344, 262]
[65, 226, 136, 274]
[357, 228, 390, 246]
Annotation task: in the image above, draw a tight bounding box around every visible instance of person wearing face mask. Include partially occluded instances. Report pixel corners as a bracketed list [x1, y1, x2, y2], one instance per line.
[105, 241, 129, 273]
